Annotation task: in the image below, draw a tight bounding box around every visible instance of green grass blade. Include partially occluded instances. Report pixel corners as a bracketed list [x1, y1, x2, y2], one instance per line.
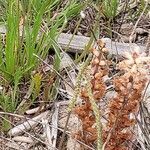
[5, 0, 20, 75]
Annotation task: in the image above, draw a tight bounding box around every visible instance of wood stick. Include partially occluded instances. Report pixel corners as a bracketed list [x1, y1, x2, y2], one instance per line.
[58, 33, 146, 56]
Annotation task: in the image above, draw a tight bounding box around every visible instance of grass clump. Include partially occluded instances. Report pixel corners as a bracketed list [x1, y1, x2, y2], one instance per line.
[0, 0, 83, 131]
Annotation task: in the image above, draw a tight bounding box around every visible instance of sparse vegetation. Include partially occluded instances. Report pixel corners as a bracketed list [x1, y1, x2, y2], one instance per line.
[0, 0, 150, 150]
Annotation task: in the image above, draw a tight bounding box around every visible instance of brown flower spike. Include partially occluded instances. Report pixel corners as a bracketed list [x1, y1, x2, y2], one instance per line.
[74, 43, 149, 150]
[74, 41, 107, 146]
[103, 49, 149, 150]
